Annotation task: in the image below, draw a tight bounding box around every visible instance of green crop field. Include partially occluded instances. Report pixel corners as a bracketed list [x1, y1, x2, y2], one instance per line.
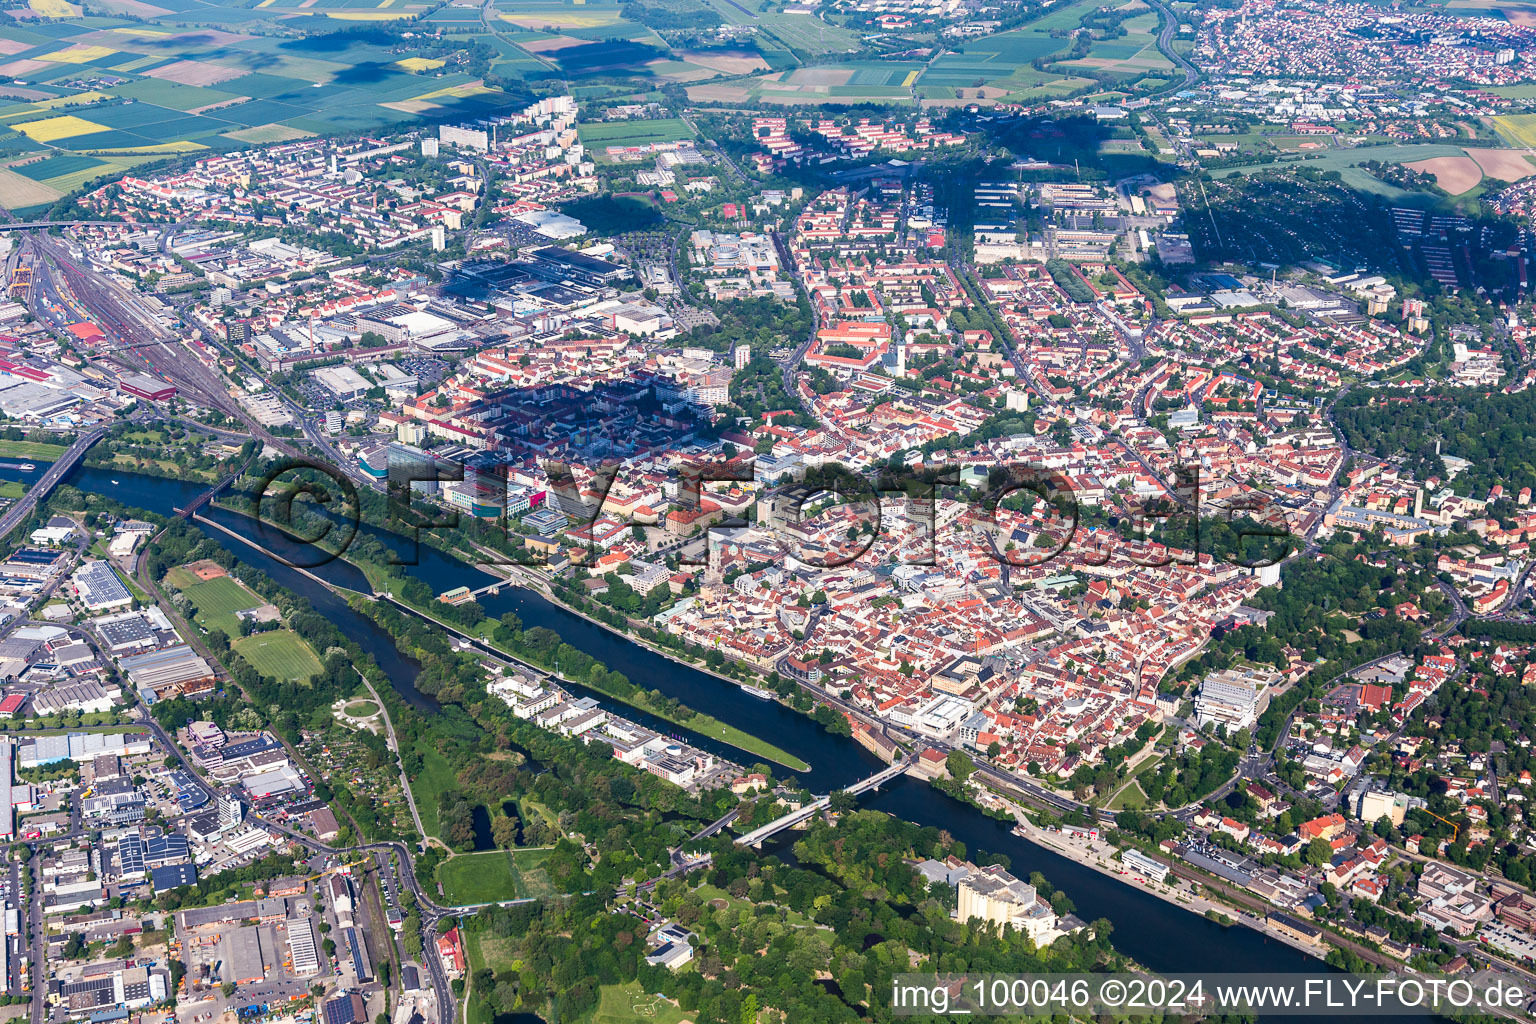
[180, 575, 263, 636]
[12, 154, 104, 181]
[0, 5, 529, 164]
[233, 628, 323, 683]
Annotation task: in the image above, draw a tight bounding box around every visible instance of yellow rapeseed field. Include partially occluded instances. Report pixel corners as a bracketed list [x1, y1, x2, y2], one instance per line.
[11, 115, 109, 143]
[27, 0, 80, 17]
[35, 45, 118, 63]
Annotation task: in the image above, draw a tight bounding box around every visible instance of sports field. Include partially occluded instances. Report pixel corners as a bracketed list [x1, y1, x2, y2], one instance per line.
[233, 628, 324, 683]
[180, 574, 263, 636]
[576, 117, 694, 147]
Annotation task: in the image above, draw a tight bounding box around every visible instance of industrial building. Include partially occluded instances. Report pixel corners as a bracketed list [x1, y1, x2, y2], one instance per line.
[71, 561, 134, 612]
[119, 645, 217, 698]
[117, 372, 177, 402]
[288, 917, 322, 976]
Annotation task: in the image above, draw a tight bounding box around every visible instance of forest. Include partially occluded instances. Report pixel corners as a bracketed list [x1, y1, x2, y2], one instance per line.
[1334, 386, 1536, 500]
[461, 811, 1121, 1024]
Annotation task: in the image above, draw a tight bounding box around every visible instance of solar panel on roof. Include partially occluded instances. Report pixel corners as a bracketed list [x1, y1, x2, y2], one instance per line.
[146, 835, 189, 863]
[118, 835, 145, 876]
[150, 863, 196, 891]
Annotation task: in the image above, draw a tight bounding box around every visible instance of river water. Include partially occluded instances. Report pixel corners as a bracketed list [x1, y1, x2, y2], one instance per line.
[34, 463, 1376, 994]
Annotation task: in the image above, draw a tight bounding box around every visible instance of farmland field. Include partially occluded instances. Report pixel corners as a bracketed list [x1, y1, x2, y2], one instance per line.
[1406, 154, 1483, 194]
[1494, 113, 1536, 149]
[12, 114, 108, 142]
[0, 169, 62, 209]
[1203, 142, 1493, 207]
[697, 0, 862, 54]
[0, 2, 528, 166]
[233, 629, 324, 683]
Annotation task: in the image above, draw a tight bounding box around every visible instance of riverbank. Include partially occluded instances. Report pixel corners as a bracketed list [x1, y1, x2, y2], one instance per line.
[482, 566, 828, 770]
[204, 495, 815, 774]
[1006, 801, 1331, 963]
[368, 587, 813, 775]
[59, 464, 1360, 988]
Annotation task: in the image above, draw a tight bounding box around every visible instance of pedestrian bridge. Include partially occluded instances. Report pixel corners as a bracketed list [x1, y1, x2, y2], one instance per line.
[734, 758, 911, 847]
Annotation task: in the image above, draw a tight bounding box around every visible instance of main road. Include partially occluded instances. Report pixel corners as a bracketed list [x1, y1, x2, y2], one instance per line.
[1145, 0, 1198, 90]
[0, 427, 105, 543]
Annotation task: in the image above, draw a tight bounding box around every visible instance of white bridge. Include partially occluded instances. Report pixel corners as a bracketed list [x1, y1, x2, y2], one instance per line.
[734, 758, 911, 847]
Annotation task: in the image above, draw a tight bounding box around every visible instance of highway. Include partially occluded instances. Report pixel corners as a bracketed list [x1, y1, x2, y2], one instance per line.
[1145, 0, 1199, 90]
[0, 427, 104, 543]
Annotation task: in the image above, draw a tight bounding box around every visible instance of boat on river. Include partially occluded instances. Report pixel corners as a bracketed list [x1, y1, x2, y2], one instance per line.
[740, 684, 777, 700]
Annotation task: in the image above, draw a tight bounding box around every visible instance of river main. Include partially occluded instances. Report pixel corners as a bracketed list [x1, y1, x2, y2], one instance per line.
[42, 463, 1351, 989]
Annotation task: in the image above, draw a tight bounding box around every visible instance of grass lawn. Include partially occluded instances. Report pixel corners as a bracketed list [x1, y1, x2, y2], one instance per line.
[518, 795, 558, 831]
[410, 591, 809, 771]
[692, 881, 820, 929]
[409, 740, 458, 838]
[233, 629, 323, 683]
[119, 569, 152, 607]
[464, 928, 491, 1024]
[0, 438, 67, 460]
[1106, 779, 1149, 810]
[575, 116, 694, 146]
[115, 428, 167, 443]
[681, 711, 809, 773]
[507, 846, 555, 899]
[162, 565, 202, 590]
[342, 699, 379, 716]
[474, 930, 522, 973]
[436, 850, 519, 905]
[0, 480, 23, 499]
[181, 575, 263, 635]
[590, 981, 692, 1024]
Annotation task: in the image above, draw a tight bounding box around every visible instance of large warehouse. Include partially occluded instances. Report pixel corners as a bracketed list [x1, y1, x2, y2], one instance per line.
[117, 372, 177, 403]
[120, 645, 217, 698]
